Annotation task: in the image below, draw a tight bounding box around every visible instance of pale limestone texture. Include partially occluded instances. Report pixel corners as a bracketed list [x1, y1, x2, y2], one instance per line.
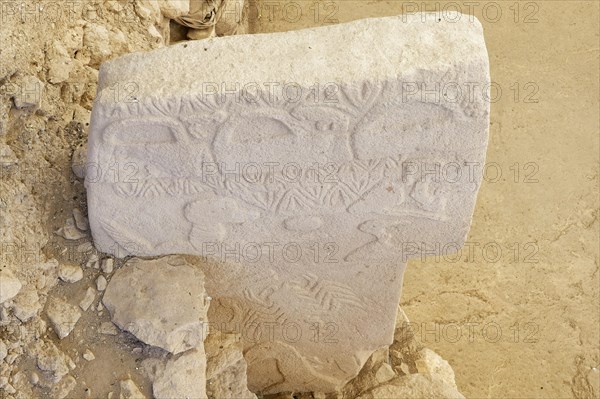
[152, 347, 207, 399]
[205, 332, 257, 399]
[87, 13, 489, 393]
[0, 268, 22, 303]
[102, 257, 210, 354]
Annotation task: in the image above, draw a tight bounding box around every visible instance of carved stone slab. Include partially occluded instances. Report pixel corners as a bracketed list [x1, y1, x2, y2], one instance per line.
[86, 12, 489, 393]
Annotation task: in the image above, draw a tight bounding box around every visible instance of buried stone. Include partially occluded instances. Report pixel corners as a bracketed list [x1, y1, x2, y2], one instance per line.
[86, 12, 490, 393]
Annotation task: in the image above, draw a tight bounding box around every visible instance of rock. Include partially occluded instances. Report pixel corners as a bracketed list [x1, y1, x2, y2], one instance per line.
[87, 13, 489, 393]
[415, 348, 459, 390]
[152, 348, 206, 399]
[33, 341, 71, 383]
[82, 349, 95, 361]
[0, 340, 7, 362]
[0, 268, 22, 303]
[73, 208, 89, 231]
[71, 143, 87, 179]
[55, 217, 87, 241]
[120, 378, 146, 399]
[79, 287, 96, 311]
[46, 297, 82, 339]
[96, 275, 107, 291]
[83, 23, 112, 67]
[374, 363, 396, 384]
[13, 75, 44, 109]
[46, 41, 73, 84]
[58, 263, 83, 283]
[85, 253, 100, 269]
[102, 257, 209, 354]
[101, 258, 114, 274]
[12, 288, 42, 322]
[99, 321, 119, 336]
[158, 0, 189, 18]
[357, 374, 465, 399]
[205, 332, 256, 399]
[0, 142, 18, 166]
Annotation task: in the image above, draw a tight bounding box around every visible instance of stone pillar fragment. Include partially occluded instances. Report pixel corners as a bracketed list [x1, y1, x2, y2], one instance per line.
[86, 12, 489, 394]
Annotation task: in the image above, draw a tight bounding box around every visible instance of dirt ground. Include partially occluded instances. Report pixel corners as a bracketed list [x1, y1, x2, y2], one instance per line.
[1, 0, 598, 398]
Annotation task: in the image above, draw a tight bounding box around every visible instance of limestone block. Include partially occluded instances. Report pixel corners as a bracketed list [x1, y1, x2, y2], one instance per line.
[102, 256, 210, 354]
[87, 13, 489, 393]
[152, 347, 207, 399]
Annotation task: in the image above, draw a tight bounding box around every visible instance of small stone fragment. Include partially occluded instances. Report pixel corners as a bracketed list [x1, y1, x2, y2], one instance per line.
[0, 340, 7, 362]
[12, 288, 42, 322]
[158, 0, 189, 18]
[375, 363, 396, 384]
[101, 258, 114, 274]
[0, 142, 18, 166]
[82, 349, 95, 361]
[46, 297, 82, 339]
[415, 348, 459, 390]
[83, 23, 112, 67]
[71, 144, 87, 179]
[206, 332, 256, 399]
[79, 287, 96, 311]
[0, 268, 22, 303]
[85, 253, 100, 269]
[46, 41, 73, 84]
[55, 217, 87, 241]
[99, 321, 119, 336]
[34, 341, 70, 383]
[120, 378, 146, 399]
[152, 348, 206, 399]
[58, 263, 84, 283]
[73, 208, 89, 231]
[13, 75, 44, 109]
[102, 257, 209, 354]
[96, 275, 107, 291]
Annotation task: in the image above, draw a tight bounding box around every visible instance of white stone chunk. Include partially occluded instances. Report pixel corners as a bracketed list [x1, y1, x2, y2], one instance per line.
[46, 297, 82, 339]
[82, 349, 96, 361]
[0, 340, 7, 362]
[55, 217, 87, 241]
[87, 13, 489, 393]
[152, 348, 207, 399]
[96, 275, 107, 291]
[102, 257, 209, 354]
[58, 263, 84, 283]
[73, 208, 89, 231]
[101, 258, 114, 274]
[0, 269, 22, 303]
[158, 0, 189, 18]
[206, 332, 257, 399]
[79, 287, 96, 311]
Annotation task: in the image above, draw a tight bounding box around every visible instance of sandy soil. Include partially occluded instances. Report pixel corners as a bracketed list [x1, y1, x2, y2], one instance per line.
[0, 0, 598, 398]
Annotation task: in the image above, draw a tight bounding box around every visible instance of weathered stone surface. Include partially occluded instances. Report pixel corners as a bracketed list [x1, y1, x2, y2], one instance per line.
[205, 331, 257, 399]
[120, 378, 146, 399]
[87, 13, 489, 393]
[58, 263, 83, 283]
[0, 268, 22, 303]
[356, 374, 465, 399]
[45, 296, 82, 339]
[152, 347, 207, 399]
[102, 256, 209, 354]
